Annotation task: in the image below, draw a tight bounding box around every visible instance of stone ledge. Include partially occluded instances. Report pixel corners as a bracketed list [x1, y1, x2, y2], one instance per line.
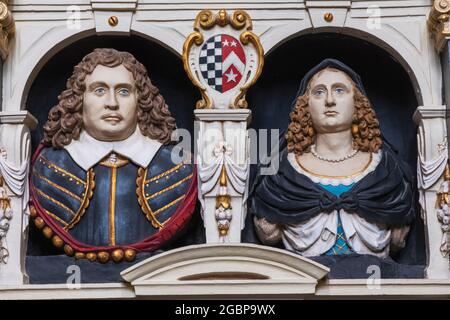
[0, 283, 135, 300]
[1, 280, 450, 299]
[315, 279, 450, 297]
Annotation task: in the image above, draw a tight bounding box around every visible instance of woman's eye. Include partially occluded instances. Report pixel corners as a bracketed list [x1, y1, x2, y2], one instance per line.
[313, 89, 325, 96]
[335, 87, 345, 94]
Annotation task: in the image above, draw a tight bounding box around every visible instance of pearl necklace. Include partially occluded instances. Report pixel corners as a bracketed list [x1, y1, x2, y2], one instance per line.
[310, 144, 359, 163]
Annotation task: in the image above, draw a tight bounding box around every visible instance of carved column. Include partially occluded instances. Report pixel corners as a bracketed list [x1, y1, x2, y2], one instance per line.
[183, 10, 263, 243]
[195, 110, 251, 242]
[415, 108, 450, 279]
[0, 2, 37, 285]
[0, 112, 37, 284]
[426, 0, 450, 278]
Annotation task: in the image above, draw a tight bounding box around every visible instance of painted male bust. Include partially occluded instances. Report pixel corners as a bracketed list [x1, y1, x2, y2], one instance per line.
[30, 48, 197, 263]
[249, 59, 414, 259]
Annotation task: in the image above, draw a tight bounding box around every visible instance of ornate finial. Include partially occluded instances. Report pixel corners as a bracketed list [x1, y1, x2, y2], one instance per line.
[428, 0, 450, 52]
[217, 9, 228, 27]
[0, 1, 14, 60]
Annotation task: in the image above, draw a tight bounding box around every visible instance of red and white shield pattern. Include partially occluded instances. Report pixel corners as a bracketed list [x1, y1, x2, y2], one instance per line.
[199, 34, 247, 93]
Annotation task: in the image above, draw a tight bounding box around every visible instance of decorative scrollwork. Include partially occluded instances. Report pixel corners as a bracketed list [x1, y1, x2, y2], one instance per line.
[193, 9, 252, 31]
[234, 31, 264, 108]
[428, 0, 450, 51]
[0, 1, 14, 61]
[183, 9, 264, 109]
[182, 32, 212, 109]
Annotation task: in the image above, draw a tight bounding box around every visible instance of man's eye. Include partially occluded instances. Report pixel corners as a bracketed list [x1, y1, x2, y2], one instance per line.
[94, 87, 105, 95]
[118, 88, 130, 96]
[313, 89, 325, 96]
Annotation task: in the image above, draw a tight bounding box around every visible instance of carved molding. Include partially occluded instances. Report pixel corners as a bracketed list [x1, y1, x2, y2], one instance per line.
[90, 0, 137, 34]
[413, 106, 447, 124]
[305, 1, 351, 9]
[121, 243, 330, 297]
[428, 0, 450, 52]
[0, 0, 14, 61]
[0, 111, 38, 130]
[90, 0, 137, 11]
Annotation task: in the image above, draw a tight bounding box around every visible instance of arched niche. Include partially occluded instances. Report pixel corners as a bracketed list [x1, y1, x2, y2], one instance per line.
[246, 32, 426, 269]
[260, 24, 436, 107]
[25, 34, 199, 153]
[24, 34, 203, 265]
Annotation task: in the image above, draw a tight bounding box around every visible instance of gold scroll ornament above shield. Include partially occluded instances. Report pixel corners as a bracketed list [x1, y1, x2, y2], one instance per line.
[183, 10, 264, 109]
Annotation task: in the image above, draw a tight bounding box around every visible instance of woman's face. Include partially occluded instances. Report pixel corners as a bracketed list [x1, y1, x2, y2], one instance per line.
[307, 69, 355, 134]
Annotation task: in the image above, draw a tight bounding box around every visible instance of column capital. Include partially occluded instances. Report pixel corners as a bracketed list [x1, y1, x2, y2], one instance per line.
[0, 111, 38, 130]
[413, 105, 447, 124]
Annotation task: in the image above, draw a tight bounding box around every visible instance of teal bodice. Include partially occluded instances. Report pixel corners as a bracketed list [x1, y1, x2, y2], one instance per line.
[321, 183, 355, 256]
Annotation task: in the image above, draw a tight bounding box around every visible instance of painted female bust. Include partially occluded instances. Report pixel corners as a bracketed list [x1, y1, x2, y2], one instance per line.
[249, 59, 414, 259]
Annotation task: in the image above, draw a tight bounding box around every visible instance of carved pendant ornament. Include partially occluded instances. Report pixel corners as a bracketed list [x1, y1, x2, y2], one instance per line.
[437, 164, 450, 256]
[0, 176, 12, 264]
[0, 146, 28, 264]
[428, 0, 450, 51]
[184, 10, 260, 241]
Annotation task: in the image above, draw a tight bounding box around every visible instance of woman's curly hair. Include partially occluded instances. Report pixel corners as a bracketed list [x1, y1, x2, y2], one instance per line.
[43, 48, 176, 148]
[286, 68, 382, 155]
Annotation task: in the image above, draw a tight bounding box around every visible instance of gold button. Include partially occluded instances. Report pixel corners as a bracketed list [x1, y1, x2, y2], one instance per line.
[42, 226, 53, 238]
[124, 249, 136, 262]
[30, 206, 37, 218]
[75, 252, 86, 260]
[111, 249, 124, 262]
[86, 252, 97, 262]
[97, 251, 110, 263]
[52, 235, 64, 248]
[64, 244, 74, 256]
[34, 217, 45, 229]
[108, 16, 119, 26]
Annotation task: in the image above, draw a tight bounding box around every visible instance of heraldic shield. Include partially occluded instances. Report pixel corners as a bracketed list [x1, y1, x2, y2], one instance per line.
[183, 10, 263, 109]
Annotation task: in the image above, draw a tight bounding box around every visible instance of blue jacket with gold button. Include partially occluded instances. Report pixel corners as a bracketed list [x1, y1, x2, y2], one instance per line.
[30, 143, 197, 258]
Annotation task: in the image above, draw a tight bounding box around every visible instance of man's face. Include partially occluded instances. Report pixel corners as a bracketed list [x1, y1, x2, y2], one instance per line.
[82, 64, 138, 141]
[307, 69, 355, 134]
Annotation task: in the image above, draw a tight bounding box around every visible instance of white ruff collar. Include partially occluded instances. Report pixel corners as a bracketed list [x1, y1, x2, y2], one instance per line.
[64, 129, 162, 170]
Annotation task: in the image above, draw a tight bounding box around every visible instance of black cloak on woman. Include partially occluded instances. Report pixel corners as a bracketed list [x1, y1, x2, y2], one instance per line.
[245, 59, 423, 278]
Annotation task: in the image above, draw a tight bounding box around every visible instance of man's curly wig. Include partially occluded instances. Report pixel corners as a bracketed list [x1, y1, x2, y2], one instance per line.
[43, 48, 176, 148]
[286, 68, 382, 155]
